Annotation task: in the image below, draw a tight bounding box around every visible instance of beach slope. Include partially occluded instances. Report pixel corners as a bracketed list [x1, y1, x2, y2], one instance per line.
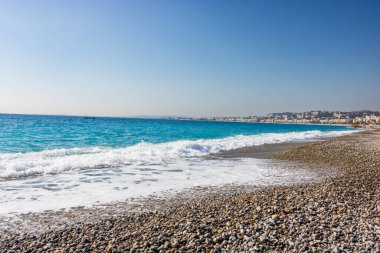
[1, 130, 379, 252]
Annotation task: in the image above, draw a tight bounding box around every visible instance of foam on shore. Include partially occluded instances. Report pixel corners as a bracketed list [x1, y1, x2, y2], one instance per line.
[0, 130, 358, 179]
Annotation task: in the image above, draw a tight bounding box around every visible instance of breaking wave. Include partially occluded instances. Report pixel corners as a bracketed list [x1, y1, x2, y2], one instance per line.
[0, 130, 358, 179]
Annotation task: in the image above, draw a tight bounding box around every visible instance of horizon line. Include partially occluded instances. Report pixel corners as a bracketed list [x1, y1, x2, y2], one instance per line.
[1, 109, 380, 120]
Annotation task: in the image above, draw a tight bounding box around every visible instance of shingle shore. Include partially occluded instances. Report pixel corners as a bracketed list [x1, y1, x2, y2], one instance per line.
[1, 130, 379, 252]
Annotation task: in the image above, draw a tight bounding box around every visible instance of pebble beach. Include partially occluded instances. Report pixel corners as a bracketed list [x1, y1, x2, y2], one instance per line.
[1, 129, 379, 252]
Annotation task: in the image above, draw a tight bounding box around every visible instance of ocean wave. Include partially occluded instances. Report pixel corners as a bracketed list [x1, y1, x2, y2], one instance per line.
[0, 130, 358, 179]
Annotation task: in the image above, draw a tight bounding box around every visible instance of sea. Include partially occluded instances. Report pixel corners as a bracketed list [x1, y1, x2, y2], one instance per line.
[0, 114, 358, 215]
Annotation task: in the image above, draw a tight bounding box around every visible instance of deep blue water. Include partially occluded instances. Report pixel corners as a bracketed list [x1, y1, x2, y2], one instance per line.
[0, 114, 349, 154]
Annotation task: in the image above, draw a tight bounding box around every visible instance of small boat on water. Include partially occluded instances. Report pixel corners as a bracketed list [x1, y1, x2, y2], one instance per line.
[83, 115, 96, 120]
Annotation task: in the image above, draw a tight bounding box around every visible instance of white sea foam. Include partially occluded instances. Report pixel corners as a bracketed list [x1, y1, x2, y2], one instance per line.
[0, 130, 358, 179]
[0, 158, 328, 215]
[0, 129, 360, 215]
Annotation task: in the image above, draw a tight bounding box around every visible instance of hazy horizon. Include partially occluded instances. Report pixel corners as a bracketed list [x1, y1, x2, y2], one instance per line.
[1, 0, 379, 117]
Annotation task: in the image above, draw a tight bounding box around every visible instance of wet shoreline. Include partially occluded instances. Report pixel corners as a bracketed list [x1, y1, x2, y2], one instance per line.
[2, 130, 379, 252]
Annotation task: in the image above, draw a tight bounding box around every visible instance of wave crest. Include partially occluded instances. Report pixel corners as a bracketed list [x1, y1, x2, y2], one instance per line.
[0, 130, 358, 179]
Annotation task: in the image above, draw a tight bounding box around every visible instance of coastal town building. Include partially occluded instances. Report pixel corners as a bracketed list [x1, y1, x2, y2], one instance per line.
[174, 110, 380, 126]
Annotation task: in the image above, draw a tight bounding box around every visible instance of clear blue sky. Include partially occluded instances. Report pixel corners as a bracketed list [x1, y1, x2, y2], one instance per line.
[0, 0, 379, 117]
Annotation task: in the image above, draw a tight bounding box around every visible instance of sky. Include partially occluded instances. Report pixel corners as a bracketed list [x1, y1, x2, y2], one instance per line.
[0, 0, 379, 117]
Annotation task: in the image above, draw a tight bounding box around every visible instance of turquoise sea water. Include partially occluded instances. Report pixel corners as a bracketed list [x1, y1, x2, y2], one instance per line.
[0, 114, 349, 154]
[0, 114, 358, 214]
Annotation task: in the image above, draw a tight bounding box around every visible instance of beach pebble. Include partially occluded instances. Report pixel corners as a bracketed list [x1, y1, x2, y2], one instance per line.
[1, 130, 380, 252]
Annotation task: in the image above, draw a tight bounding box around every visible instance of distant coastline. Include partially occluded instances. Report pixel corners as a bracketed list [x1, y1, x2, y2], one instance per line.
[1, 111, 380, 129]
[174, 118, 352, 127]
[171, 110, 380, 128]
[174, 118, 380, 129]
[1, 110, 380, 127]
